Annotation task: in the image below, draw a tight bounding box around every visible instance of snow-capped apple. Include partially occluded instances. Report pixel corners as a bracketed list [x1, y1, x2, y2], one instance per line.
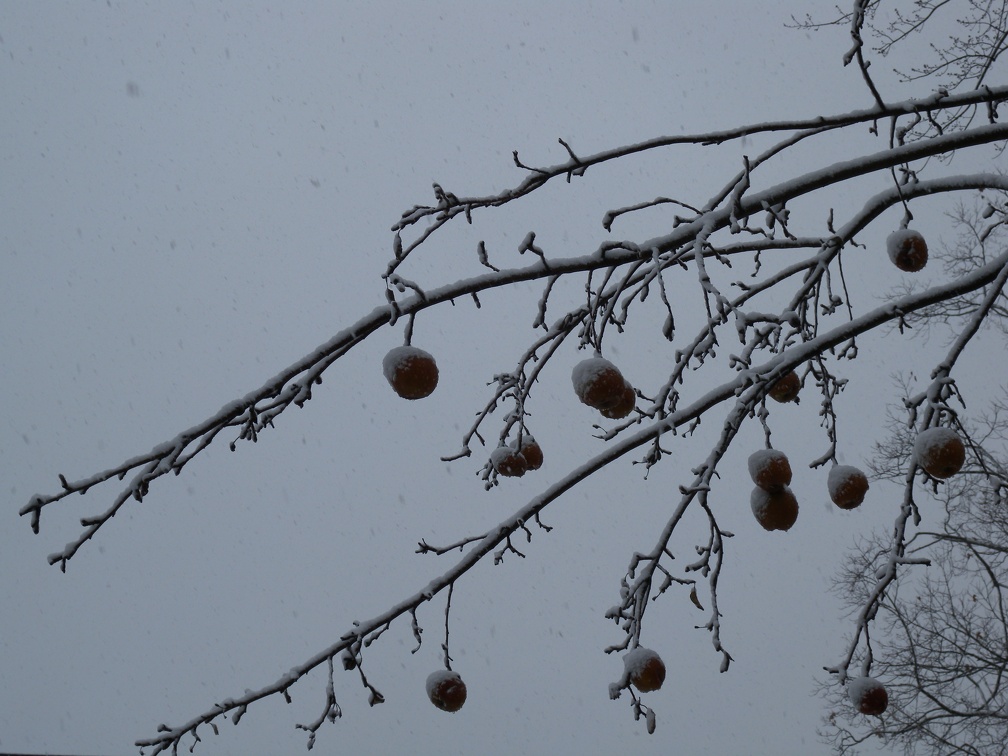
[747, 449, 792, 492]
[571, 356, 627, 411]
[623, 647, 666, 693]
[768, 370, 801, 403]
[750, 486, 799, 531]
[600, 380, 636, 420]
[517, 438, 544, 471]
[426, 669, 467, 712]
[828, 465, 869, 510]
[490, 446, 528, 477]
[913, 426, 966, 479]
[886, 229, 928, 272]
[848, 676, 888, 716]
[382, 345, 438, 399]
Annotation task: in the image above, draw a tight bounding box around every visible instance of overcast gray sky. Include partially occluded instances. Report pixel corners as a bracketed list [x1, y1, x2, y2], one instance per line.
[3, 3, 982, 754]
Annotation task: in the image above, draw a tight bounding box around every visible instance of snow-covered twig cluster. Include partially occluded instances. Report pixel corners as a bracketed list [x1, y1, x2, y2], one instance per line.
[18, 11, 1008, 752]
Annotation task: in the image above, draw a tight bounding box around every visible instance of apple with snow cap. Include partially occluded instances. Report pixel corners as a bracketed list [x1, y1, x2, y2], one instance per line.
[426, 669, 467, 712]
[768, 370, 801, 403]
[748, 449, 792, 492]
[848, 675, 888, 716]
[382, 345, 438, 400]
[623, 647, 666, 693]
[572, 356, 627, 411]
[490, 445, 528, 478]
[886, 229, 928, 272]
[913, 426, 965, 479]
[750, 486, 799, 531]
[828, 465, 870, 510]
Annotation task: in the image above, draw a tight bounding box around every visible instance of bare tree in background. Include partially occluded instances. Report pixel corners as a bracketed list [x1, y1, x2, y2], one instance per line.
[819, 201, 1008, 756]
[796, 3, 1008, 752]
[18, 2, 1008, 753]
[822, 399, 1008, 755]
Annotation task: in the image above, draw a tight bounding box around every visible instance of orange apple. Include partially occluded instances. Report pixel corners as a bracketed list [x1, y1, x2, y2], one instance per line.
[382, 345, 438, 400]
[768, 371, 800, 403]
[750, 486, 799, 531]
[748, 449, 792, 492]
[913, 427, 966, 479]
[623, 647, 666, 693]
[828, 465, 869, 509]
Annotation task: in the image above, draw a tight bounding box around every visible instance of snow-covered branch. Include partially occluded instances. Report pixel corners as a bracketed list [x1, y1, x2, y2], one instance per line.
[390, 85, 1008, 270]
[137, 243, 1008, 752]
[18, 15, 1008, 749]
[826, 244, 1008, 689]
[28, 108, 1008, 570]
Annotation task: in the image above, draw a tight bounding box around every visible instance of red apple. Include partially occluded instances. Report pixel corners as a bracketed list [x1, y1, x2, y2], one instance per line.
[426, 670, 467, 713]
[490, 446, 528, 478]
[848, 676, 888, 716]
[886, 229, 928, 272]
[517, 438, 544, 471]
[600, 381, 636, 420]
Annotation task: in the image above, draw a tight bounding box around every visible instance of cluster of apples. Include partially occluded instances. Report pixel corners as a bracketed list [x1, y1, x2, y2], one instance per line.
[571, 356, 636, 419]
[747, 449, 889, 718]
[752, 370, 969, 531]
[384, 345, 545, 477]
[836, 427, 963, 719]
[746, 442, 890, 718]
[386, 344, 960, 716]
[745, 371, 804, 529]
[426, 648, 669, 714]
[755, 373, 963, 720]
[747, 418, 870, 531]
[748, 449, 799, 531]
[490, 437, 544, 478]
[428, 648, 669, 715]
